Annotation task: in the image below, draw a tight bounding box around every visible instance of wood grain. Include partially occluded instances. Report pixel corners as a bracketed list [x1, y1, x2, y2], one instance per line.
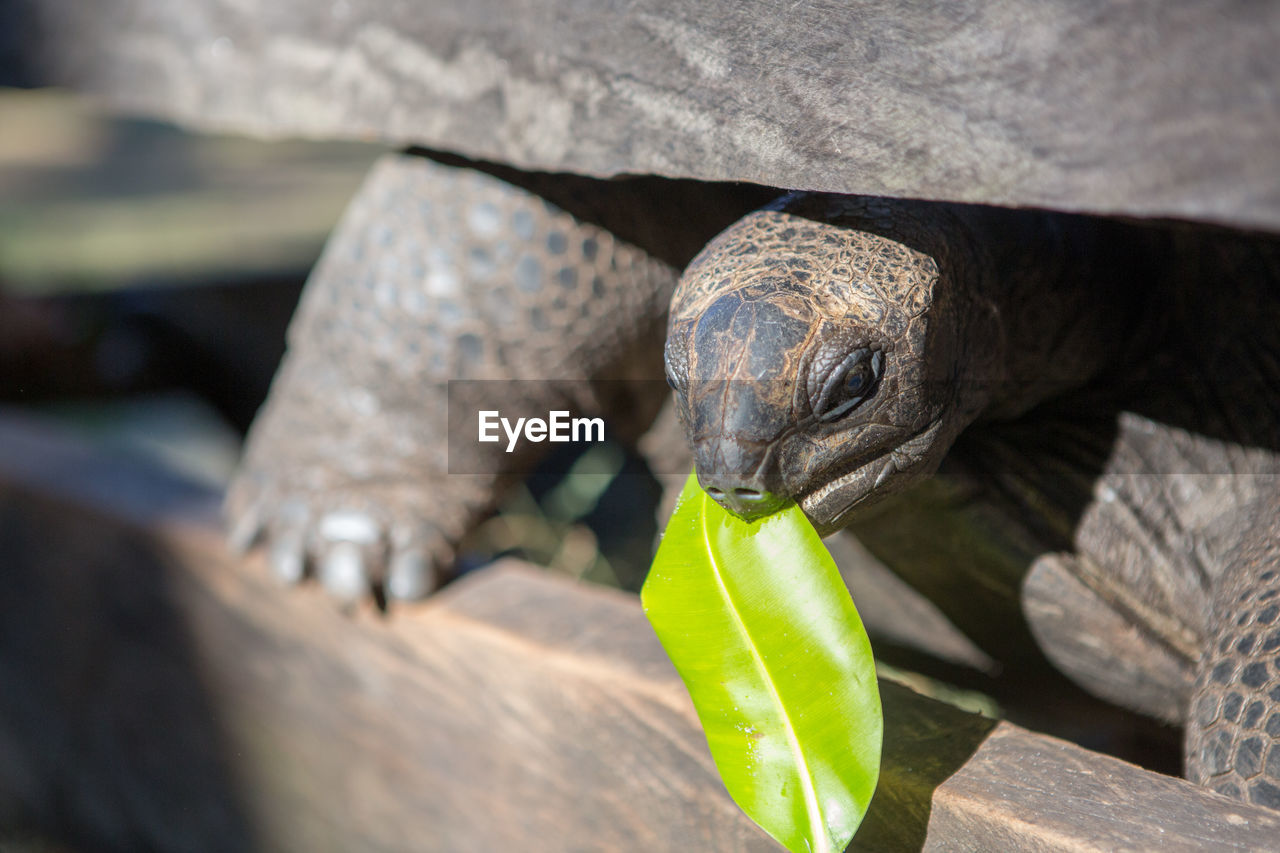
[2, 411, 1279, 851]
[929, 723, 1280, 852]
[16, 0, 1280, 230]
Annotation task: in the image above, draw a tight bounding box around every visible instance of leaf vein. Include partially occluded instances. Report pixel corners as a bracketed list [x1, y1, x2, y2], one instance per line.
[697, 492, 830, 852]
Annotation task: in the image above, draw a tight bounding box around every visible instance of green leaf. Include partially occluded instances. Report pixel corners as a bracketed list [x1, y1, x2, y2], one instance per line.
[641, 472, 882, 853]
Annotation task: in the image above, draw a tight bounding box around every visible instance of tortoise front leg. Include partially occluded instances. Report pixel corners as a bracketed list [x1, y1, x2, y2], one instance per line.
[226, 152, 676, 602]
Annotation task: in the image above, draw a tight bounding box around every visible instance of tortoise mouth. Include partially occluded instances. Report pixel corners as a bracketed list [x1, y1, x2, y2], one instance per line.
[798, 455, 898, 535]
[798, 418, 946, 534]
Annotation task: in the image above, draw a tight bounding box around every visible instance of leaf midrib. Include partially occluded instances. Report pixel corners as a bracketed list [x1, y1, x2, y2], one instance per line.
[698, 493, 829, 853]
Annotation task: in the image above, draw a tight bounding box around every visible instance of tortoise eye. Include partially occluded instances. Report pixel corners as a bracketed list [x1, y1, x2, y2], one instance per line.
[817, 349, 883, 422]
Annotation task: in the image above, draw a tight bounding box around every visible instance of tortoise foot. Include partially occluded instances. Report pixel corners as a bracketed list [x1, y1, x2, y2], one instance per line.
[227, 460, 456, 604]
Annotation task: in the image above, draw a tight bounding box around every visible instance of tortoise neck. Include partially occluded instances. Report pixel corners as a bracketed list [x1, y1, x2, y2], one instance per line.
[945, 207, 1153, 423]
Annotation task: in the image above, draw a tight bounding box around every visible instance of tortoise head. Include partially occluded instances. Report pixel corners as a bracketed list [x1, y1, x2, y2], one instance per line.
[665, 193, 968, 534]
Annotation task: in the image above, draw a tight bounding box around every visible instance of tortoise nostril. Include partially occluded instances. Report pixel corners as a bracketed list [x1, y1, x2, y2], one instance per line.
[698, 476, 787, 521]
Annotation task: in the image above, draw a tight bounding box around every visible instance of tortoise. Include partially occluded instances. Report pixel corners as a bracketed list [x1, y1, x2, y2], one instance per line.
[226, 147, 1280, 805]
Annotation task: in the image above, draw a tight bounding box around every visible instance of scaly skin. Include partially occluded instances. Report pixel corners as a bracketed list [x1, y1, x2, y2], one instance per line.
[228, 151, 764, 602]
[1188, 520, 1280, 805]
[666, 195, 1280, 807]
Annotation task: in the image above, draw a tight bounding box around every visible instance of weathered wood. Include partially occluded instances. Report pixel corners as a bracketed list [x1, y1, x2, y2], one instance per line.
[2, 411, 1280, 851]
[929, 723, 1280, 852]
[0, 411, 967, 851]
[18, 0, 1280, 230]
[0, 421, 772, 851]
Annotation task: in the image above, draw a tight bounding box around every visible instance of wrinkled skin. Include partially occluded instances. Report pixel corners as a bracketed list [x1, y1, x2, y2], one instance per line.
[666, 201, 949, 529]
[666, 192, 1141, 530]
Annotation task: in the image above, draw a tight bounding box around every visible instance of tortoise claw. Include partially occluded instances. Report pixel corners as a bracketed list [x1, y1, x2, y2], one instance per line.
[320, 541, 370, 602]
[269, 527, 307, 585]
[387, 546, 436, 601]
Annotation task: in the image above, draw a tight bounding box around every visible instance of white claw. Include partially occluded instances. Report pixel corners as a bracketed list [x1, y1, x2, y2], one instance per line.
[388, 548, 435, 601]
[320, 541, 368, 601]
[269, 534, 306, 584]
[319, 510, 381, 544]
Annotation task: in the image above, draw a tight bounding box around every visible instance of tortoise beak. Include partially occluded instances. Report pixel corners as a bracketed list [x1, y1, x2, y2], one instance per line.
[703, 483, 789, 521]
[694, 439, 789, 521]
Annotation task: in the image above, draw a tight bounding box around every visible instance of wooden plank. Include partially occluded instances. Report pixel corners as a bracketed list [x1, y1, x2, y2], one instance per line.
[928, 724, 1280, 852]
[2, 412, 1279, 851]
[0, 426, 775, 851]
[17, 0, 1280, 231]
